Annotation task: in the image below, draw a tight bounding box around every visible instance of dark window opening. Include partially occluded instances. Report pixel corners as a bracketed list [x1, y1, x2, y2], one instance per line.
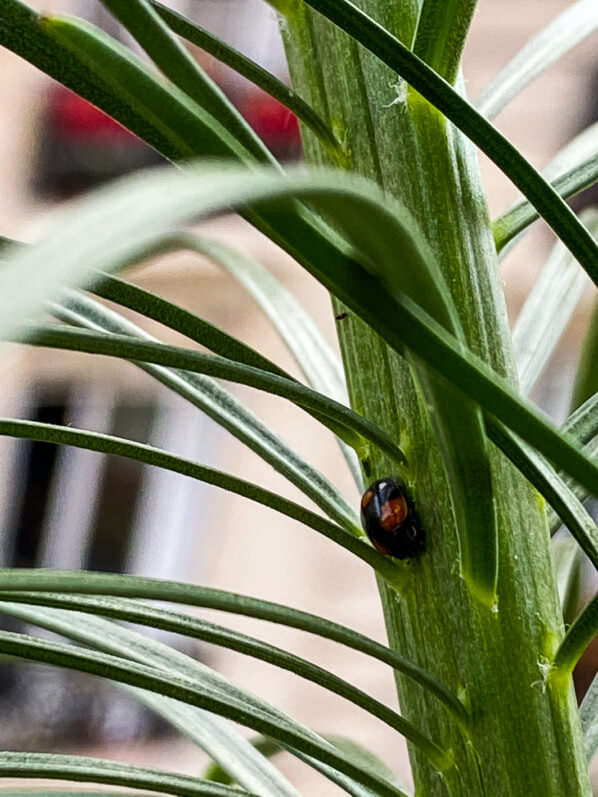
[11, 400, 69, 568]
[85, 401, 156, 573]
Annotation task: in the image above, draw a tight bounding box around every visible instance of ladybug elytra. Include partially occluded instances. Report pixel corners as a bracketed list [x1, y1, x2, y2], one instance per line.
[360, 477, 425, 559]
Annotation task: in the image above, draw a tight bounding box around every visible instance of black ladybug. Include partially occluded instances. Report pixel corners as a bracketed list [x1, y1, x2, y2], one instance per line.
[360, 477, 425, 559]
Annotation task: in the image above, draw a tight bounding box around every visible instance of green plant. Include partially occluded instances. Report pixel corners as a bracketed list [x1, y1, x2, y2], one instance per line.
[0, 0, 597, 793]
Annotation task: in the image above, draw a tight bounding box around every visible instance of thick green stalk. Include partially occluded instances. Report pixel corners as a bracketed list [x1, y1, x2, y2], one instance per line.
[281, 2, 589, 794]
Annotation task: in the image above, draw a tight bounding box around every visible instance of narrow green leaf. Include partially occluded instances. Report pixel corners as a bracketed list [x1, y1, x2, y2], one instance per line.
[324, 736, 403, 788]
[0, 630, 444, 785]
[494, 151, 598, 253]
[559, 543, 586, 627]
[0, 601, 315, 797]
[203, 734, 403, 797]
[562, 392, 598, 447]
[495, 122, 598, 259]
[413, 0, 478, 85]
[294, 0, 598, 280]
[580, 671, 598, 762]
[512, 209, 596, 396]
[0, 602, 450, 764]
[571, 292, 598, 411]
[548, 394, 598, 535]
[0, 0, 214, 162]
[475, 0, 598, 120]
[552, 591, 598, 678]
[149, 0, 343, 160]
[96, 0, 272, 164]
[548, 437, 598, 538]
[0, 751, 250, 797]
[42, 14, 253, 163]
[486, 419, 598, 572]
[0, 599, 395, 796]
[0, 417, 403, 587]
[173, 235, 348, 405]
[55, 292, 360, 535]
[94, 271, 297, 380]
[2, 599, 387, 797]
[95, 239, 362, 486]
[203, 738, 284, 784]
[19, 324, 406, 468]
[0, 567, 463, 716]
[180, 236, 360, 484]
[0, 590, 466, 724]
[6, 164, 598, 517]
[133, 694, 300, 797]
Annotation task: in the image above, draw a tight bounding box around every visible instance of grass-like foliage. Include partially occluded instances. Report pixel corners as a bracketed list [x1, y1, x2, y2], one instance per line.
[0, 0, 597, 792]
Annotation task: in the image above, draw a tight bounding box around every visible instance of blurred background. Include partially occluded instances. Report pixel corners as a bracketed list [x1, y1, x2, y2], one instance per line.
[0, 0, 596, 792]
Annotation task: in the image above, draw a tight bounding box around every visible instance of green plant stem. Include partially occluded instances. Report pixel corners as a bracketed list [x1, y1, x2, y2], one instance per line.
[280, 3, 589, 793]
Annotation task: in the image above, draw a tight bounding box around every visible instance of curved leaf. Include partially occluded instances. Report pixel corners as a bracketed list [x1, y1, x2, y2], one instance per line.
[294, 0, 598, 280]
[512, 209, 596, 396]
[95, 0, 272, 164]
[41, 13, 249, 163]
[0, 601, 336, 797]
[55, 292, 360, 535]
[0, 751, 250, 797]
[0, 793, 157, 796]
[0, 599, 402, 796]
[0, 235, 16, 255]
[548, 438, 598, 537]
[563, 392, 598, 447]
[0, 630, 447, 784]
[5, 165, 598, 519]
[0, 0, 224, 162]
[149, 0, 343, 160]
[551, 591, 598, 678]
[0, 603, 450, 765]
[0, 590, 466, 723]
[19, 324, 406, 468]
[203, 733, 403, 796]
[494, 150, 598, 253]
[141, 236, 358, 482]
[94, 271, 298, 380]
[0, 417, 402, 587]
[475, 0, 598, 120]
[94, 244, 362, 487]
[548, 394, 598, 534]
[173, 235, 348, 406]
[0, 567, 463, 715]
[486, 418, 598, 571]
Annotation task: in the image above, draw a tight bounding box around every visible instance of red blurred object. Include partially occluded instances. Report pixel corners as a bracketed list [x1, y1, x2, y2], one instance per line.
[240, 90, 301, 159]
[36, 82, 302, 197]
[35, 84, 161, 197]
[47, 86, 130, 140]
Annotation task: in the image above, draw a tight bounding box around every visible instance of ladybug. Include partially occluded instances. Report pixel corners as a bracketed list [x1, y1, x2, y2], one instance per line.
[360, 477, 425, 559]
